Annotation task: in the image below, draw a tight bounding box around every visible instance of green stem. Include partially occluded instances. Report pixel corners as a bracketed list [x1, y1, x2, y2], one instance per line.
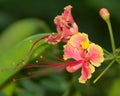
[106, 19, 116, 54]
[104, 57, 114, 61]
[93, 60, 115, 83]
[103, 48, 112, 55]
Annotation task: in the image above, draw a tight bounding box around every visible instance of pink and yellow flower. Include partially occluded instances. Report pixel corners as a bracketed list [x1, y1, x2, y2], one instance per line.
[64, 33, 104, 83]
[46, 5, 78, 44]
[22, 5, 104, 84]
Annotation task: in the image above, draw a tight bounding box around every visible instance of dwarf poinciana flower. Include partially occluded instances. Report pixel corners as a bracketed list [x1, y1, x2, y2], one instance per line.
[46, 5, 78, 44]
[20, 5, 78, 64]
[16, 5, 104, 84]
[64, 33, 104, 83]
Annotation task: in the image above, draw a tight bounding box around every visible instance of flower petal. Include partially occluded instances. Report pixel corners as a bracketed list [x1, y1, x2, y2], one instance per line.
[66, 61, 82, 73]
[87, 43, 104, 67]
[46, 33, 63, 44]
[62, 5, 78, 39]
[63, 43, 82, 61]
[78, 63, 95, 83]
[69, 33, 89, 49]
[54, 5, 78, 42]
[62, 5, 74, 23]
[88, 64, 95, 79]
[54, 16, 63, 34]
[46, 5, 78, 44]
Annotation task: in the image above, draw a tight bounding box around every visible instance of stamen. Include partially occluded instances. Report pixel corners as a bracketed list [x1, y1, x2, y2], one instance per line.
[12, 71, 33, 82]
[12, 76, 32, 82]
[24, 63, 63, 69]
[43, 50, 64, 62]
[12, 62, 66, 82]
[14, 35, 49, 71]
[65, 60, 81, 67]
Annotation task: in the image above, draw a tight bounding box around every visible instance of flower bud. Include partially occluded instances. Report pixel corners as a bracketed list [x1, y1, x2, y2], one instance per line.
[99, 8, 110, 21]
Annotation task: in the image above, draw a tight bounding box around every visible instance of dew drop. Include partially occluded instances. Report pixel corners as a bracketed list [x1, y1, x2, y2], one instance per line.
[34, 53, 38, 57]
[29, 40, 33, 43]
[40, 55, 43, 59]
[35, 60, 39, 63]
[22, 61, 26, 65]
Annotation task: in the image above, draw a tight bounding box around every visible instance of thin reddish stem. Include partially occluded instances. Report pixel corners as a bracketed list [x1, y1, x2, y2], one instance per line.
[24, 63, 62, 68]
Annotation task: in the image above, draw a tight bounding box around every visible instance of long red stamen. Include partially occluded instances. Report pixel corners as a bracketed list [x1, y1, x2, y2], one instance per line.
[12, 62, 66, 82]
[24, 63, 62, 68]
[12, 72, 32, 82]
[65, 60, 81, 67]
[13, 60, 82, 82]
[14, 35, 49, 71]
[24, 35, 49, 61]
[43, 50, 64, 62]
[24, 60, 81, 72]
[13, 61, 82, 82]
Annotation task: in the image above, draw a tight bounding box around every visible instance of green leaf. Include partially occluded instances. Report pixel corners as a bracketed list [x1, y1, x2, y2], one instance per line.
[1, 82, 16, 96]
[0, 18, 51, 54]
[20, 79, 44, 96]
[40, 74, 67, 92]
[0, 33, 49, 86]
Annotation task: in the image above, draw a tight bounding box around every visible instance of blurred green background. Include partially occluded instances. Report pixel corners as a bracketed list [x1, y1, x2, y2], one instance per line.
[0, 0, 120, 96]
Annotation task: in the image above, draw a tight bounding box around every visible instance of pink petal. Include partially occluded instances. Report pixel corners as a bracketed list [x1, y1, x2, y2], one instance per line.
[62, 5, 74, 23]
[62, 5, 78, 38]
[87, 43, 104, 67]
[46, 33, 63, 44]
[69, 33, 89, 49]
[46, 5, 79, 44]
[66, 60, 82, 73]
[54, 5, 78, 42]
[54, 16, 63, 34]
[78, 63, 95, 83]
[63, 43, 82, 61]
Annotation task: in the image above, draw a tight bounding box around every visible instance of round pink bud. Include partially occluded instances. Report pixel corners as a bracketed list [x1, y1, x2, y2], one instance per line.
[99, 8, 110, 20]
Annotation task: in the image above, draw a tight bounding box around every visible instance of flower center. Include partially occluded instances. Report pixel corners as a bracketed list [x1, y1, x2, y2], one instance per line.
[80, 41, 89, 49]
